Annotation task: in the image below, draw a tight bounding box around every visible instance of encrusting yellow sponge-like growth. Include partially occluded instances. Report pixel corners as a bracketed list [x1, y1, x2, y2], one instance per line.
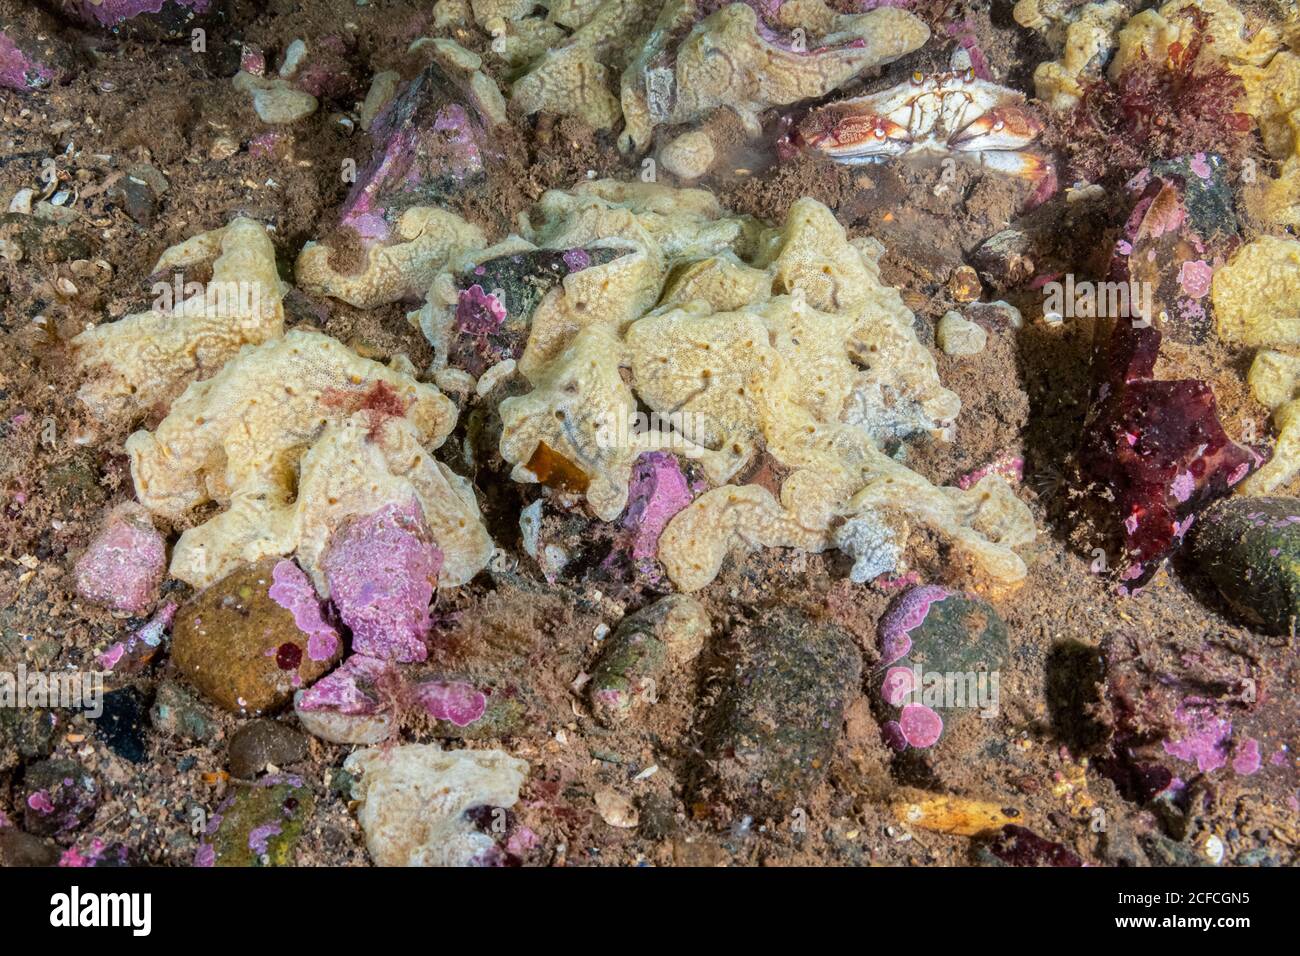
[127, 329, 493, 591]
[73, 218, 286, 419]
[416, 180, 1035, 594]
[1213, 236, 1300, 496]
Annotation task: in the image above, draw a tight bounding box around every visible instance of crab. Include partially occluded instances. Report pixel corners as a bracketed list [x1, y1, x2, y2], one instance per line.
[796, 62, 1051, 183]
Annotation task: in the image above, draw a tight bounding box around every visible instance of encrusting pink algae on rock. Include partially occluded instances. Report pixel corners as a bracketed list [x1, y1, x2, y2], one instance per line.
[72, 503, 166, 615]
[267, 559, 342, 664]
[321, 500, 443, 664]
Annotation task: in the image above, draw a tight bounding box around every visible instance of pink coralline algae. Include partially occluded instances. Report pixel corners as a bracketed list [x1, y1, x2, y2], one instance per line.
[958, 453, 1023, 491]
[895, 702, 944, 749]
[58, 839, 132, 868]
[412, 680, 488, 727]
[268, 559, 341, 663]
[878, 584, 950, 666]
[456, 284, 508, 337]
[47, 1, 213, 31]
[297, 655, 492, 737]
[98, 601, 177, 673]
[599, 452, 699, 586]
[1079, 156, 1257, 592]
[623, 452, 696, 564]
[1231, 738, 1262, 776]
[297, 654, 391, 716]
[73, 503, 166, 615]
[877, 587, 946, 750]
[322, 500, 442, 663]
[1161, 704, 1232, 774]
[338, 61, 497, 247]
[0, 22, 59, 93]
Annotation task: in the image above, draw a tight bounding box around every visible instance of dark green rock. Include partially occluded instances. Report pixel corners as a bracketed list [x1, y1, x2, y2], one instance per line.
[197, 777, 313, 867]
[150, 679, 219, 743]
[695, 609, 861, 820]
[0, 213, 91, 264]
[1192, 496, 1300, 634]
[873, 587, 1009, 751]
[41, 455, 107, 514]
[447, 247, 626, 377]
[588, 594, 709, 726]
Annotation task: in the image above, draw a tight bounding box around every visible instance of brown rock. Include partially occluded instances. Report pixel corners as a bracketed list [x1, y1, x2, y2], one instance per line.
[228, 719, 308, 778]
[0, 828, 59, 866]
[172, 559, 342, 716]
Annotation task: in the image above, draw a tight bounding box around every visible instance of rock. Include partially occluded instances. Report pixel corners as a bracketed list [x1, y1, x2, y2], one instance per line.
[594, 789, 639, 829]
[980, 824, 1083, 866]
[0, 826, 59, 866]
[321, 501, 441, 663]
[294, 53, 502, 307]
[0, 707, 57, 772]
[41, 455, 108, 514]
[435, 247, 626, 379]
[193, 775, 314, 867]
[695, 609, 861, 820]
[1192, 496, 1300, 634]
[149, 678, 219, 743]
[937, 311, 988, 356]
[964, 300, 1023, 331]
[1122, 154, 1241, 346]
[284, 34, 357, 102]
[93, 686, 149, 763]
[292, 655, 397, 745]
[604, 451, 698, 584]
[347, 57, 498, 211]
[294, 654, 525, 743]
[72, 503, 166, 615]
[0, 2, 77, 93]
[873, 586, 1008, 756]
[970, 228, 1036, 291]
[107, 174, 158, 227]
[1096, 628, 1293, 809]
[45, 0, 223, 40]
[21, 758, 99, 838]
[172, 558, 343, 716]
[228, 719, 307, 779]
[233, 71, 319, 125]
[359, 69, 400, 130]
[0, 212, 92, 263]
[410, 676, 525, 739]
[947, 265, 983, 303]
[588, 594, 710, 726]
[344, 743, 529, 866]
[57, 838, 136, 867]
[98, 601, 176, 674]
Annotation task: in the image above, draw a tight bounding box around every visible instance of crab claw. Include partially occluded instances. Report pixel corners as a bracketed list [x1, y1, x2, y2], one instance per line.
[950, 105, 1043, 153]
[797, 107, 912, 163]
[976, 150, 1058, 208]
[975, 149, 1048, 178]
